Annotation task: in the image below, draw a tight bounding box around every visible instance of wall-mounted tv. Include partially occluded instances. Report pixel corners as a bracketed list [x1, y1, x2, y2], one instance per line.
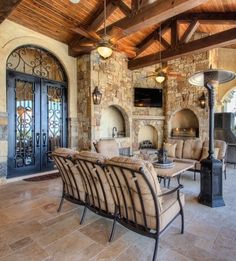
[134, 87, 163, 108]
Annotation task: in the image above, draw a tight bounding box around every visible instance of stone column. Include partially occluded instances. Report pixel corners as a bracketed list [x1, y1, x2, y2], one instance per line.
[0, 112, 8, 183]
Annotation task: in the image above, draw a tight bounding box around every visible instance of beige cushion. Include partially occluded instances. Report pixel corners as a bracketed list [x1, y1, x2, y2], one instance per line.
[183, 139, 203, 160]
[105, 156, 166, 230]
[203, 140, 227, 160]
[74, 151, 115, 214]
[164, 143, 177, 158]
[76, 150, 105, 163]
[167, 139, 184, 159]
[52, 147, 79, 157]
[200, 147, 220, 161]
[94, 139, 119, 158]
[115, 187, 185, 231]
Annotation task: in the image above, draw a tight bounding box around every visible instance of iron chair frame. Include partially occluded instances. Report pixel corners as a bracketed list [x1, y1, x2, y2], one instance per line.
[51, 152, 87, 224]
[72, 156, 117, 224]
[105, 163, 184, 261]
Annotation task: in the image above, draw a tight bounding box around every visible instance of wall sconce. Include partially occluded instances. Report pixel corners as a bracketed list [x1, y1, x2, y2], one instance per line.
[92, 86, 102, 105]
[199, 92, 206, 109]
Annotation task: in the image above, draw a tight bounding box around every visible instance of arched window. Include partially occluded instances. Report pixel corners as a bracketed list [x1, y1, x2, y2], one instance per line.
[7, 45, 66, 82]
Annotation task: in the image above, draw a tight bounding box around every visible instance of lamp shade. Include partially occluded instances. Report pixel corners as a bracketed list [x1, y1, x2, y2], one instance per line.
[69, 0, 80, 3]
[97, 37, 113, 59]
[155, 71, 165, 83]
[97, 45, 113, 59]
[188, 69, 235, 86]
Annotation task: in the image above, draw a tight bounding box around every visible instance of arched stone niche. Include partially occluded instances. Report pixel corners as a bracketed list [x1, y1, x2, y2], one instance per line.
[138, 125, 158, 148]
[170, 109, 199, 138]
[100, 105, 130, 138]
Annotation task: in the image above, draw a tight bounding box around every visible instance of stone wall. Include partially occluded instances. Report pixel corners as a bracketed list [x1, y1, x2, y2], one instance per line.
[165, 52, 210, 140]
[77, 52, 166, 152]
[0, 113, 7, 184]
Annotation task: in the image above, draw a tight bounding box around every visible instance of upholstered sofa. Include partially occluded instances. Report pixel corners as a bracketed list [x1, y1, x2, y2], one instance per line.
[52, 148, 185, 261]
[165, 138, 227, 179]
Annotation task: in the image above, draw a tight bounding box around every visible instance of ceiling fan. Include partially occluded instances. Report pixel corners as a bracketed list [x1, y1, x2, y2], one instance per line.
[144, 24, 186, 83]
[71, 0, 136, 58]
[145, 64, 186, 82]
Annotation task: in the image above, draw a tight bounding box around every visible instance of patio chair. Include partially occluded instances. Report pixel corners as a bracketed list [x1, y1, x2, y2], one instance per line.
[105, 156, 185, 261]
[51, 148, 87, 224]
[93, 139, 120, 158]
[73, 151, 117, 235]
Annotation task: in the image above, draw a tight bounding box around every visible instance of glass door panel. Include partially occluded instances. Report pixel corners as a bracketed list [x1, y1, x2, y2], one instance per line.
[7, 71, 41, 177]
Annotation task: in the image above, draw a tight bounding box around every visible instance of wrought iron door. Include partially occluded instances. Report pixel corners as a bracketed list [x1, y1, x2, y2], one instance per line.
[7, 71, 67, 177]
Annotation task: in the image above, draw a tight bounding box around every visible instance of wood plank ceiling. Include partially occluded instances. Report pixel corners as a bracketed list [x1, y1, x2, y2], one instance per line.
[5, 0, 236, 69]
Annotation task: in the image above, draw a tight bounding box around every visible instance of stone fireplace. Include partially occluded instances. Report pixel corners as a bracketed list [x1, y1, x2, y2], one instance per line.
[77, 50, 212, 153]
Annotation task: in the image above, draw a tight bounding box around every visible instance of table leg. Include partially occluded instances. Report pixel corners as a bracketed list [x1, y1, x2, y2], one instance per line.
[167, 178, 171, 188]
[163, 178, 166, 187]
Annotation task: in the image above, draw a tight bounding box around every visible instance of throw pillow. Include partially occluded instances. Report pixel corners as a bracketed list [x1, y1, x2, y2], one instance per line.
[200, 147, 220, 161]
[164, 143, 176, 158]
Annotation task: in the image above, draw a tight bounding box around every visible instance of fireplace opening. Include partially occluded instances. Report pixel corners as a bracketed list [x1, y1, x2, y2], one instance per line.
[138, 125, 158, 149]
[171, 109, 199, 138]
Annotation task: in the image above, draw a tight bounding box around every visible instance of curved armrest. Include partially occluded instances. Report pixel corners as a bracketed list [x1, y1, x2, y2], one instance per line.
[157, 184, 183, 198]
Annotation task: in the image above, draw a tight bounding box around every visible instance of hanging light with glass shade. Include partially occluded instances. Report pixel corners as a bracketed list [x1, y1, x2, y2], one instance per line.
[69, 0, 80, 3]
[97, 0, 113, 59]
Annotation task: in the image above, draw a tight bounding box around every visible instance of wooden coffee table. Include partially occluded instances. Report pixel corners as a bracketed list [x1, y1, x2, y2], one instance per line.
[153, 161, 195, 187]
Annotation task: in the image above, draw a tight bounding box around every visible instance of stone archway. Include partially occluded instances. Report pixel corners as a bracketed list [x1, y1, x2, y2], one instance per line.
[170, 108, 199, 138]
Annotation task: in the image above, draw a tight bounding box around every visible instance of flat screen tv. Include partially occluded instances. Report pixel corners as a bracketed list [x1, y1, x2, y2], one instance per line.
[134, 87, 163, 108]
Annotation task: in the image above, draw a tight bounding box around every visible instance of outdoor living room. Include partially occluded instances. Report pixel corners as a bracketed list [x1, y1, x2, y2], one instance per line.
[0, 0, 236, 260]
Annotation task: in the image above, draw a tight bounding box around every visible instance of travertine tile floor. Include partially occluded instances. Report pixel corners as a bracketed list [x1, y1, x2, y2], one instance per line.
[0, 166, 236, 261]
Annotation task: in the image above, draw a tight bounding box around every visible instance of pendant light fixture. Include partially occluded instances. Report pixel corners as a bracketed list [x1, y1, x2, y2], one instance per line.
[69, 0, 80, 3]
[97, 0, 113, 59]
[155, 25, 165, 84]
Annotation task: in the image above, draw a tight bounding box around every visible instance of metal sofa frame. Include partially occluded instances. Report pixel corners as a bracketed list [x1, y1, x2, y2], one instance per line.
[53, 152, 184, 261]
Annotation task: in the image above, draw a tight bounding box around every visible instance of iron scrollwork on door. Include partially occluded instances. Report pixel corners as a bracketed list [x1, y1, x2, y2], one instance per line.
[6, 45, 66, 83]
[15, 80, 35, 168]
[47, 85, 63, 158]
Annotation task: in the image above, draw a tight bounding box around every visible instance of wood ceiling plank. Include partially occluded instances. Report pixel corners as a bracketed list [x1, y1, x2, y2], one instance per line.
[128, 27, 236, 70]
[0, 0, 23, 23]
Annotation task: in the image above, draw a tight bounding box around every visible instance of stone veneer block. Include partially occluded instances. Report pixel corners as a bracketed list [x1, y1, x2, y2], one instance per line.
[0, 141, 7, 157]
[0, 125, 7, 140]
[0, 160, 7, 178]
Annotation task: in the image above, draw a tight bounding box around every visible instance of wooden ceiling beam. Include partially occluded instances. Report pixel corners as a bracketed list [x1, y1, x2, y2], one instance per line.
[88, 0, 117, 32]
[128, 27, 236, 70]
[105, 0, 208, 36]
[180, 20, 200, 43]
[171, 19, 178, 48]
[0, 0, 23, 23]
[71, 27, 100, 42]
[156, 34, 171, 50]
[136, 31, 156, 56]
[114, 0, 131, 16]
[177, 12, 236, 24]
[136, 21, 171, 56]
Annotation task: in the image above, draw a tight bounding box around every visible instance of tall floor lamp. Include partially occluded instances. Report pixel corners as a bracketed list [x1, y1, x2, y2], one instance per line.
[188, 69, 235, 207]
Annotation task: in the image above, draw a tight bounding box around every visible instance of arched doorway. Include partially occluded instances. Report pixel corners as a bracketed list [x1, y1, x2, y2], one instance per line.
[6, 45, 68, 178]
